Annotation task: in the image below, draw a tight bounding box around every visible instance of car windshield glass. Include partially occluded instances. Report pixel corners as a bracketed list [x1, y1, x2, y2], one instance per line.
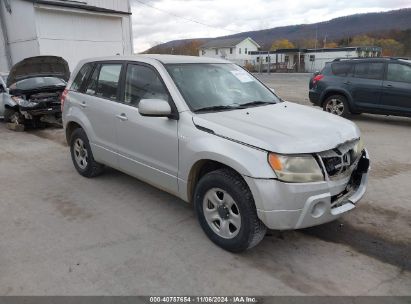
[10, 77, 66, 91]
[166, 63, 280, 112]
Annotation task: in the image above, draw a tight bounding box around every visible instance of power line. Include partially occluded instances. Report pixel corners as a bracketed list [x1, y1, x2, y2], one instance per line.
[132, 0, 236, 33]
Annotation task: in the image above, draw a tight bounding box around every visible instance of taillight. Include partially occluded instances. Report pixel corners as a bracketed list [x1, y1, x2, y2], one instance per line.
[61, 88, 68, 112]
[312, 74, 324, 85]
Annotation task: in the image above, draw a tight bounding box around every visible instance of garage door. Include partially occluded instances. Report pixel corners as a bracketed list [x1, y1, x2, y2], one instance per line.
[35, 8, 124, 70]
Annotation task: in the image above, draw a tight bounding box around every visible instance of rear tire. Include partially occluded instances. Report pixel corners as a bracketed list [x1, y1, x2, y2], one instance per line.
[323, 95, 350, 117]
[194, 168, 266, 252]
[70, 128, 104, 178]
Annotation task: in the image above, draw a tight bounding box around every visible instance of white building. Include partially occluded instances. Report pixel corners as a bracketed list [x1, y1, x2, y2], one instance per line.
[199, 37, 260, 65]
[249, 46, 382, 73]
[0, 0, 133, 72]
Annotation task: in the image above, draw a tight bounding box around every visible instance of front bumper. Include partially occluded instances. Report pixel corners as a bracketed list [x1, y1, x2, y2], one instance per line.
[20, 105, 61, 117]
[245, 150, 370, 230]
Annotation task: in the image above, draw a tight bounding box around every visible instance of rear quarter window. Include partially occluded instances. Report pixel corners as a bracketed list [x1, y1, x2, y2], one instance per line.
[331, 62, 353, 76]
[71, 63, 94, 92]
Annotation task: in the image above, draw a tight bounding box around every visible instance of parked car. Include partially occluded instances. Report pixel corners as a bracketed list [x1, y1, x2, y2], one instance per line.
[63, 55, 370, 252]
[3, 56, 69, 127]
[309, 57, 411, 117]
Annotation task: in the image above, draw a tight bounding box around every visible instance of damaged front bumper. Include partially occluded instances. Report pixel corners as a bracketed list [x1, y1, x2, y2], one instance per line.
[245, 150, 370, 230]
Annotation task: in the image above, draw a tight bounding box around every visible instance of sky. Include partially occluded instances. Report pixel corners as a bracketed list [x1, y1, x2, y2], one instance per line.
[130, 0, 411, 53]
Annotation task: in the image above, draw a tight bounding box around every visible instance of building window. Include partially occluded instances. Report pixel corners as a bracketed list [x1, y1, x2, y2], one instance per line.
[309, 55, 315, 62]
[215, 49, 218, 55]
[245, 48, 248, 54]
[239, 48, 242, 54]
[230, 48, 233, 54]
[256, 57, 260, 63]
[285, 55, 289, 62]
[201, 50, 205, 55]
[266, 56, 270, 63]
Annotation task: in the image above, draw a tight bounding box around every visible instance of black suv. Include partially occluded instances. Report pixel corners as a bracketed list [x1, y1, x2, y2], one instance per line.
[309, 57, 411, 117]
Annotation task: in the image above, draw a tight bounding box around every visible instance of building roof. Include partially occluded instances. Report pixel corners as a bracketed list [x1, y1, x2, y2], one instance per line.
[200, 37, 260, 49]
[22, 0, 131, 15]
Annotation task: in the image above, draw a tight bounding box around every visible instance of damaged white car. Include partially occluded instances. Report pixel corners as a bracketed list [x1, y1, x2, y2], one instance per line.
[63, 55, 370, 252]
[2, 56, 69, 128]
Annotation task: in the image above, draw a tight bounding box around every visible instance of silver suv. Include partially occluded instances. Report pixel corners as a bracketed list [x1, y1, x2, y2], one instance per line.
[62, 55, 370, 252]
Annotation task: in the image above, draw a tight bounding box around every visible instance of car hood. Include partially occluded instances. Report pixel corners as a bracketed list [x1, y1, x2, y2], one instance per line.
[7, 56, 70, 87]
[192, 102, 360, 154]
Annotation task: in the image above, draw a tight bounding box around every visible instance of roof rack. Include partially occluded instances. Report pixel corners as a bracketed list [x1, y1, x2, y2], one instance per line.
[332, 57, 381, 62]
[332, 57, 409, 62]
[389, 57, 410, 60]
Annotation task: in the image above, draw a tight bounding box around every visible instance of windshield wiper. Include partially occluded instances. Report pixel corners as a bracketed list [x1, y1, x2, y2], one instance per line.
[240, 100, 276, 108]
[194, 104, 245, 113]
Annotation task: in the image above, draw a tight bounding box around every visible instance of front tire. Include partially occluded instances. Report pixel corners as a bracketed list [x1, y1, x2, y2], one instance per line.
[4, 108, 24, 124]
[70, 128, 104, 178]
[194, 169, 266, 252]
[323, 95, 350, 117]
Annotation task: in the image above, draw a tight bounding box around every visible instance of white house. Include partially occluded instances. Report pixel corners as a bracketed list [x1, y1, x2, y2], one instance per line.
[199, 37, 260, 65]
[0, 0, 133, 72]
[249, 46, 382, 73]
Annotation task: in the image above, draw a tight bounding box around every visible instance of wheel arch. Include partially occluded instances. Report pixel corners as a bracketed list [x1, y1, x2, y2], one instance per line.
[187, 159, 251, 204]
[320, 89, 353, 109]
[65, 121, 83, 144]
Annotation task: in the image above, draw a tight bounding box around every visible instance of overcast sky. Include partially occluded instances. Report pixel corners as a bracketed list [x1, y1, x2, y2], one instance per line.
[130, 0, 410, 53]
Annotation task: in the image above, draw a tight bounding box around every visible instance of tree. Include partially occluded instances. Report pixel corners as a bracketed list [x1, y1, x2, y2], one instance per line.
[375, 38, 404, 56]
[295, 38, 317, 48]
[270, 39, 295, 50]
[349, 35, 375, 46]
[324, 42, 338, 48]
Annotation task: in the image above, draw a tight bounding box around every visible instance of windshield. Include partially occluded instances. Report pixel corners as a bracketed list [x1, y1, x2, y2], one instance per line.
[10, 77, 66, 91]
[166, 63, 280, 112]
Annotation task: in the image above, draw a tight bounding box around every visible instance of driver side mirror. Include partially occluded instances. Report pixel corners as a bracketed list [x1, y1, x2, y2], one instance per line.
[138, 99, 172, 117]
[313, 71, 320, 76]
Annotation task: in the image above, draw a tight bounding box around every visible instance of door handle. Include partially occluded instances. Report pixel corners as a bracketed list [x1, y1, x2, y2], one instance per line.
[80, 101, 87, 108]
[385, 84, 393, 88]
[116, 113, 128, 121]
[343, 81, 351, 85]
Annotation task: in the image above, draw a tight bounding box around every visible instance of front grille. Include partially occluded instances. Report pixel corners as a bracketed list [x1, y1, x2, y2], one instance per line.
[318, 140, 359, 179]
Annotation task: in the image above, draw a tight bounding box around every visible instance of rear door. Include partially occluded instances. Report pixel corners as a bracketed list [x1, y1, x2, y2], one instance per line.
[114, 62, 179, 195]
[79, 62, 124, 166]
[380, 63, 411, 115]
[347, 62, 384, 110]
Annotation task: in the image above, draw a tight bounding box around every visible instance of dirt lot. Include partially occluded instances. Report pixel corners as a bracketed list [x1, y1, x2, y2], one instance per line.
[0, 73, 410, 295]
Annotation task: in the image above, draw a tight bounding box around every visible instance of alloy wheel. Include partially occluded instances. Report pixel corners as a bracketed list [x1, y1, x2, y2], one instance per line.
[73, 138, 89, 170]
[203, 188, 242, 239]
[325, 98, 344, 116]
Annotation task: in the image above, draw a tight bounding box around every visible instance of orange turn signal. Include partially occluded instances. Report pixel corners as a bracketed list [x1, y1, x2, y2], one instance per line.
[268, 153, 283, 171]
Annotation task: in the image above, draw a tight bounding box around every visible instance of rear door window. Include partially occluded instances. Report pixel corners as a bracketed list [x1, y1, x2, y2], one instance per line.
[353, 62, 384, 80]
[85, 63, 122, 101]
[331, 62, 353, 76]
[387, 63, 411, 83]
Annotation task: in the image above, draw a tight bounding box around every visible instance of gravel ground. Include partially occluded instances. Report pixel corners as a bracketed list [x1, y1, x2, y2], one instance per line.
[0, 73, 410, 296]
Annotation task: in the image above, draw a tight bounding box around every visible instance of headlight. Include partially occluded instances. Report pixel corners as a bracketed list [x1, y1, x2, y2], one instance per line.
[268, 153, 324, 183]
[353, 138, 365, 158]
[12, 96, 38, 108]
